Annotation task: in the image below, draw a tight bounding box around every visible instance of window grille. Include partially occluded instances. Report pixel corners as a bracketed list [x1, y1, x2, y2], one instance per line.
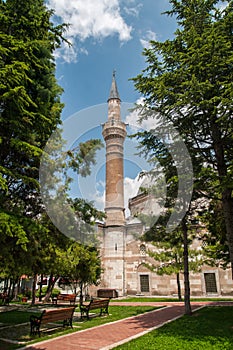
[140, 274, 149, 292]
[204, 273, 217, 293]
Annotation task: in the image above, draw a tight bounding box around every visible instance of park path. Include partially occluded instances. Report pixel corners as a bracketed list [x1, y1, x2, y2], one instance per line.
[18, 301, 210, 350]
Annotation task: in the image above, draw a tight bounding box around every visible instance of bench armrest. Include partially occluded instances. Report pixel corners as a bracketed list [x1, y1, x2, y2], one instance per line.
[80, 304, 88, 311]
[30, 315, 42, 335]
[30, 315, 41, 324]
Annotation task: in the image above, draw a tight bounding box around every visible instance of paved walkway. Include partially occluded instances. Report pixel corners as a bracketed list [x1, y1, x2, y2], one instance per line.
[18, 302, 208, 350]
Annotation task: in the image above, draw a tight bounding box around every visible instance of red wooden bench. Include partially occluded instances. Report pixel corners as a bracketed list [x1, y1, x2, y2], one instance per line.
[80, 298, 110, 319]
[52, 293, 76, 305]
[30, 306, 75, 336]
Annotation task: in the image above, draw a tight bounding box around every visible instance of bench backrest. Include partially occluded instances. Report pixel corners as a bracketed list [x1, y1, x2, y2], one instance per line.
[57, 294, 76, 301]
[88, 298, 109, 310]
[40, 307, 75, 325]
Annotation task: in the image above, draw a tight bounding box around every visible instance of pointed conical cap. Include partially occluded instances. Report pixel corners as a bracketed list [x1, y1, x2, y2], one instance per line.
[108, 70, 121, 101]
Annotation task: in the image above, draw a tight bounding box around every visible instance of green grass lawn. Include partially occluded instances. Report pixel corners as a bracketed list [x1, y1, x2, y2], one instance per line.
[111, 296, 233, 302]
[113, 306, 233, 350]
[0, 305, 158, 350]
[0, 310, 37, 324]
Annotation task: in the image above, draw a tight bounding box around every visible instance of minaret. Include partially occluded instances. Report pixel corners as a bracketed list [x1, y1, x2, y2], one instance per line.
[102, 72, 127, 226]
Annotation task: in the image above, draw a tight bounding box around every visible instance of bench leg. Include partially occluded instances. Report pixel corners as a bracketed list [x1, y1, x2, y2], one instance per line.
[30, 322, 40, 336]
[100, 306, 108, 316]
[63, 318, 73, 328]
[30, 316, 41, 337]
[80, 307, 87, 320]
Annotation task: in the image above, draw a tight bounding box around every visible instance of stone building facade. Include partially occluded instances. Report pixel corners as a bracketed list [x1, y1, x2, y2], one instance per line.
[94, 73, 233, 297]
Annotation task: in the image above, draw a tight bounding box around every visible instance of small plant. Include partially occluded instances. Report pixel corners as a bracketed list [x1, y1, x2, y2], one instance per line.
[35, 287, 60, 299]
[35, 286, 47, 299]
[51, 288, 60, 298]
[17, 294, 28, 302]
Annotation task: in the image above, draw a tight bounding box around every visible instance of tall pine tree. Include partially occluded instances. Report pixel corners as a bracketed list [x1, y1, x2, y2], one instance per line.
[0, 0, 67, 279]
[132, 0, 233, 273]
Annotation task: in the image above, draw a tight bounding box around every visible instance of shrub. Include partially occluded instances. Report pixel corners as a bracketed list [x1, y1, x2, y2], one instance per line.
[35, 287, 60, 299]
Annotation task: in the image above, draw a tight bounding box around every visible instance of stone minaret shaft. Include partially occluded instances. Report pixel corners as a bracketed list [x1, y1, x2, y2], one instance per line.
[102, 72, 126, 226]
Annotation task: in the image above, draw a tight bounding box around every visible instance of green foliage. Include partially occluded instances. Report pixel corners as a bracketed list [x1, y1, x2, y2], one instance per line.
[35, 286, 60, 299]
[68, 140, 103, 177]
[69, 198, 105, 224]
[132, 0, 233, 265]
[39, 133, 104, 243]
[0, 0, 104, 291]
[0, 0, 66, 277]
[145, 229, 202, 276]
[202, 200, 230, 268]
[60, 242, 101, 288]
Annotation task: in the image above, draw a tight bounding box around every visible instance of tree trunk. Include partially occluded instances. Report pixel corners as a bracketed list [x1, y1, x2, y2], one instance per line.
[8, 279, 13, 298]
[31, 274, 37, 305]
[182, 218, 192, 315]
[39, 274, 43, 302]
[176, 273, 182, 301]
[79, 282, 83, 306]
[10, 278, 18, 300]
[4, 277, 9, 293]
[43, 274, 58, 302]
[222, 192, 233, 278]
[17, 277, 21, 295]
[15, 277, 21, 300]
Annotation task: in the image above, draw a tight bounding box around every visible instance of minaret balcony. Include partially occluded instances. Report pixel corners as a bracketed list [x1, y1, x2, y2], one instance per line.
[102, 120, 126, 141]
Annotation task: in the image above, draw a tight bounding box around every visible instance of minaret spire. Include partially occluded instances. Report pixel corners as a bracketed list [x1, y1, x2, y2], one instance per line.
[108, 70, 121, 101]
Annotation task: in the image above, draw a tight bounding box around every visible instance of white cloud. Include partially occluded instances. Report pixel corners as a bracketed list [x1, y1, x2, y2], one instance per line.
[140, 30, 157, 49]
[54, 37, 78, 63]
[124, 174, 144, 217]
[125, 97, 160, 132]
[47, 0, 132, 62]
[93, 180, 105, 211]
[92, 175, 144, 218]
[123, 3, 142, 17]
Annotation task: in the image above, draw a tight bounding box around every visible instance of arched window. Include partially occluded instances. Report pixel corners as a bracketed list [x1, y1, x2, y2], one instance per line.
[140, 244, 146, 256]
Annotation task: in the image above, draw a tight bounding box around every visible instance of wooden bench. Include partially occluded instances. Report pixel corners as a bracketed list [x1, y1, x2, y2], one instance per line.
[80, 298, 110, 319]
[30, 306, 75, 336]
[52, 293, 76, 305]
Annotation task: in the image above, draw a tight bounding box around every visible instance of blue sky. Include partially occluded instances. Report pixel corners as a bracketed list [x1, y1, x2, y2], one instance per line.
[43, 1, 180, 216]
[47, 0, 178, 118]
[43, 0, 178, 214]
